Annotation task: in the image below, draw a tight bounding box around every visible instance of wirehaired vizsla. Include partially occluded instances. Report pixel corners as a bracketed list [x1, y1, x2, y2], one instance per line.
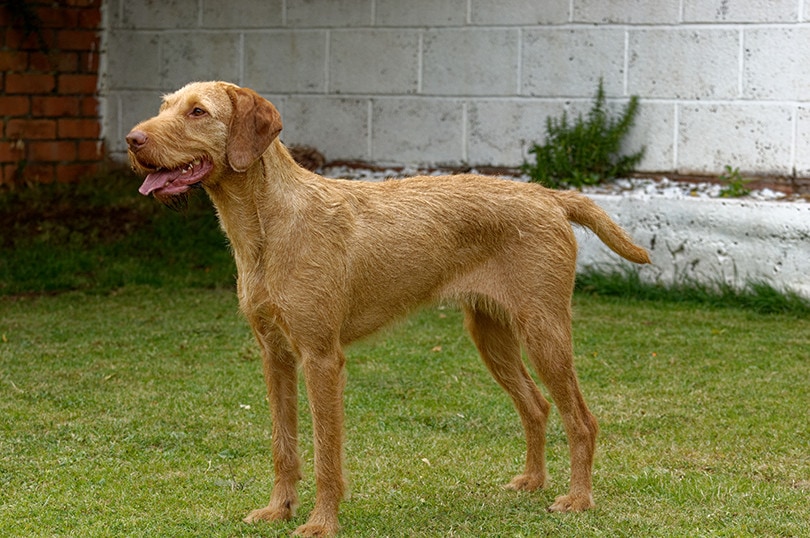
[127, 81, 650, 536]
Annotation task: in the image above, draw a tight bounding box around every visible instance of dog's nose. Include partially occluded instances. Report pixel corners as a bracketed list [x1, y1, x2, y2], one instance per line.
[126, 130, 148, 152]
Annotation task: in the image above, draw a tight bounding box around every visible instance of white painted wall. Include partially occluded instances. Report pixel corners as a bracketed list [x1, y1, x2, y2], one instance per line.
[576, 195, 810, 299]
[102, 0, 810, 177]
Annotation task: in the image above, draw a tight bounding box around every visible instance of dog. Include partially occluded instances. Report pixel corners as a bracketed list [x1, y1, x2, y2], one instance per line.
[127, 81, 650, 536]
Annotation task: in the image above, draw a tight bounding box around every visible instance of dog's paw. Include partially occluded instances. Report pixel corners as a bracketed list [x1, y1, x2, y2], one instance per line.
[243, 503, 295, 524]
[293, 519, 339, 537]
[504, 472, 549, 492]
[547, 492, 595, 512]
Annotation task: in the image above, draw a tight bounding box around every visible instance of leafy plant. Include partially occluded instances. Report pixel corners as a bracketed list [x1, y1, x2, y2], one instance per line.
[718, 165, 752, 198]
[522, 79, 644, 189]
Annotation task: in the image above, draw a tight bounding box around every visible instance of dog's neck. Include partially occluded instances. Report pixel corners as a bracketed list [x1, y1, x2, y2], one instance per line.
[204, 139, 307, 273]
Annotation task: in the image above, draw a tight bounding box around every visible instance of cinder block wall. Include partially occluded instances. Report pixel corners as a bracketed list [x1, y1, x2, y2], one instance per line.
[103, 0, 810, 177]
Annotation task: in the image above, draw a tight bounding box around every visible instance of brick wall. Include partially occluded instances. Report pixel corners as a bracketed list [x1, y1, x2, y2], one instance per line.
[0, 0, 103, 186]
[103, 0, 810, 178]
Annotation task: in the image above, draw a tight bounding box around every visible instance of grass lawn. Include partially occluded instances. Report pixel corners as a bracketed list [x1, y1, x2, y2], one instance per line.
[1, 287, 808, 537]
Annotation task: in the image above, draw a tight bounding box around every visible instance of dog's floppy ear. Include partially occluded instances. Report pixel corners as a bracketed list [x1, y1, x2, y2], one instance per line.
[225, 86, 282, 172]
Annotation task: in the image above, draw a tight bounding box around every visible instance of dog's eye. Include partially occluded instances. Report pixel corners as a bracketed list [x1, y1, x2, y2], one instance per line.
[189, 107, 207, 117]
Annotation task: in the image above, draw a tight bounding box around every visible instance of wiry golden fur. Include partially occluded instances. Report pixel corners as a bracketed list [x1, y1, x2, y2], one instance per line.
[127, 81, 650, 537]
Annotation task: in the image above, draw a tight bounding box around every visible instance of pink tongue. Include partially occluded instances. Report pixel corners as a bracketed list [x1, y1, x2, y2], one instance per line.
[139, 169, 182, 196]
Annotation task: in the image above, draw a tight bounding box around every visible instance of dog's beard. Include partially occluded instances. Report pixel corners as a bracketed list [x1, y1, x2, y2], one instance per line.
[154, 184, 201, 212]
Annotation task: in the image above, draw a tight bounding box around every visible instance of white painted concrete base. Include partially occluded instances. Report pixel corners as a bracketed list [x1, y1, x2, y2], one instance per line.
[576, 195, 810, 299]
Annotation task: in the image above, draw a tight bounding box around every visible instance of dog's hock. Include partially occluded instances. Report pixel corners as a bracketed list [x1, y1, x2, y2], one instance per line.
[225, 86, 283, 172]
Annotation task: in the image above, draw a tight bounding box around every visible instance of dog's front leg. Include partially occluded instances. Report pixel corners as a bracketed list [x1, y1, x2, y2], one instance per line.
[294, 346, 347, 537]
[244, 325, 303, 525]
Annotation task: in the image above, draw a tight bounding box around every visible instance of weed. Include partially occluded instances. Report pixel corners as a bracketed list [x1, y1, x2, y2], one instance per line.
[718, 165, 752, 198]
[522, 79, 644, 189]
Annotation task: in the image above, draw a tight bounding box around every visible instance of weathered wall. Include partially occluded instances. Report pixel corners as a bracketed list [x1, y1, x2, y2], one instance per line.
[576, 195, 810, 299]
[103, 0, 810, 177]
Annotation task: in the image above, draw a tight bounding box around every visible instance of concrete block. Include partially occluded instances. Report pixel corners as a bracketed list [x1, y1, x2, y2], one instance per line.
[467, 99, 568, 166]
[244, 31, 327, 93]
[202, 0, 283, 28]
[677, 104, 794, 176]
[104, 90, 165, 154]
[118, 0, 199, 29]
[330, 30, 420, 94]
[521, 28, 625, 98]
[576, 195, 810, 299]
[621, 101, 676, 173]
[572, 0, 680, 23]
[683, 0, 798, 22]
[287, 0, 371, 27]
[744, 28, 810, 101]
[160, 32, 242, 89]
[470, 0, 569, 25]
[628, 29, 739, 100]
[375, 0, 467, 26]
[423, 29, 519, 96]
[105, 32, 160, 90]
[371, 99, 463, 164]
[282, 97, 370, 161]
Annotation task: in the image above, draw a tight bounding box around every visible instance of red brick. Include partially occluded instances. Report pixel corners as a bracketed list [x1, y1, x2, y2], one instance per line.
[79, 8, 102, 29]
[58, 118, 100, 139]
[5, 27, 56, 51]
[6, 119, 57, 140]
[57, 29, 99, 51]
[19, 163, 56, 184]
[78, 50, 99, 72]
[57, 162, 98, 183]
[30, 141, 77, 162]
[36, 6, 79, 28]
[0, 50, 28, 71]
[80, 96, 99, 116]
[78, 139, 104, 160]
[0, 96, 30, 116]
[6, 73, 56, 94]
[65, 0, 101, 8]
[32, 96, 80, 117]
[29, 51, 79, 72]
[0, 141, 25, 163]
[58, 74, 97, 94]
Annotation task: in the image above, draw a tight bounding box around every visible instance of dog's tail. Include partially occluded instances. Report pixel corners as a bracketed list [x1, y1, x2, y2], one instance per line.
[554, 190, 651, 264]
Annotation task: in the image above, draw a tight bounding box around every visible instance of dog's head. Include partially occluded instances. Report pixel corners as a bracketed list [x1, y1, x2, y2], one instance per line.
[126, 81, 282, 204]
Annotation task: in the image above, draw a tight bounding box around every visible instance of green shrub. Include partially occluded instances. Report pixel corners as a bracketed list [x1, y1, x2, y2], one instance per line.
[522, 79, 644, 189]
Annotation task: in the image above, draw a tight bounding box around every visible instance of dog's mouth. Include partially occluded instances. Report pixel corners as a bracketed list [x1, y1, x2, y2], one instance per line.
[137, 158, 214, 199]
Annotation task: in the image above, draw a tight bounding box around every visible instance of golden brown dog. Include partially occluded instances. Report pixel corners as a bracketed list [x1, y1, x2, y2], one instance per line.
[127, 81, 650, 537]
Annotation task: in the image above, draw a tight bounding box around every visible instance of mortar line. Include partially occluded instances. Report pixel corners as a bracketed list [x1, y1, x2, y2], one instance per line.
[623, 29, 629, 96]
[461, 101, 468, 162]
[516, 28, 523, 95]
[737, 28, 744, 98]
[324, 30, 331, 93]
[790, 106, 798, 176]
[672, 103, 679, 171]
[417, 31, 424, 94]
[367, 100, 373, 160]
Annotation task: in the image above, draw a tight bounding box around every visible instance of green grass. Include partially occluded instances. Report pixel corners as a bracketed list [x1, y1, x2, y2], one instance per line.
[2, 288, 808, 537]
[0, 169, 235, 295]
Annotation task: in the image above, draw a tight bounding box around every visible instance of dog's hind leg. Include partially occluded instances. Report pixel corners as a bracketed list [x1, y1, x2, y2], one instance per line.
[520, 307, 598, 512]
[244, 323, 303, 524]
[463, 304, 551, 491]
